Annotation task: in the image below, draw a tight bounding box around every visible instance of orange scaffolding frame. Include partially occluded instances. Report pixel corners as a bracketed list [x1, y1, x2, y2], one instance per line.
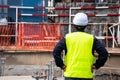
[18, 23, 63, 51]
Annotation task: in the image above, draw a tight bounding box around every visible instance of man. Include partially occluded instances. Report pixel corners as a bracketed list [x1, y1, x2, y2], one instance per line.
[53, 13, 108, 80]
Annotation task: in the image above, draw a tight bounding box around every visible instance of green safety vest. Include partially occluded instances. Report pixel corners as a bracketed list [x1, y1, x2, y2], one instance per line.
[64, 32, 95, 78]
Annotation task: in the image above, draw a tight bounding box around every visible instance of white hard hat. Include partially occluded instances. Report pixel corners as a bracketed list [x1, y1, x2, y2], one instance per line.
[73, 13, 88, 26]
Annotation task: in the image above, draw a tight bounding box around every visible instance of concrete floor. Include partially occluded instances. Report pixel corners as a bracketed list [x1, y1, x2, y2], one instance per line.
[0, 76, 64, 80]
[0, 76, 38, 80]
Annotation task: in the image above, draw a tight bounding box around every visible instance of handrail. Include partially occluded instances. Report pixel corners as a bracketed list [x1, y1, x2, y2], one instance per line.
[109, 23, 120, 48]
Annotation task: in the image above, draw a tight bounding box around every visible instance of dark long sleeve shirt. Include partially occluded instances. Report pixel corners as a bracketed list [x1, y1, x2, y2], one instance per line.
[53, 37, 108, 69]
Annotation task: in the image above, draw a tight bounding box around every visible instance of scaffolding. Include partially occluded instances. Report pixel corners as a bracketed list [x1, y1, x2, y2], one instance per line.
[0, 5, 119, 51]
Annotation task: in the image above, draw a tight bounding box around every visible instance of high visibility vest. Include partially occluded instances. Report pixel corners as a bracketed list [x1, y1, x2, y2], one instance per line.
[64, 32, 95, 78]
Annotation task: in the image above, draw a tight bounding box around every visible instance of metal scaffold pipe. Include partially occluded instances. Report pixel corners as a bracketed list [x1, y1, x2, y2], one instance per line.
[0, 5, 120, 10]
[118, 8, 120, 44]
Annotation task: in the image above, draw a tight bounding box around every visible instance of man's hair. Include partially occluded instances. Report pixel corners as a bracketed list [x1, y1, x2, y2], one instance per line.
[74, 25, 87, 31]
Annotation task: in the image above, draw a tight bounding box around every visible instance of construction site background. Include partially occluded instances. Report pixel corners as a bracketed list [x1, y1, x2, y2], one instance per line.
[0, 0, 120, 80]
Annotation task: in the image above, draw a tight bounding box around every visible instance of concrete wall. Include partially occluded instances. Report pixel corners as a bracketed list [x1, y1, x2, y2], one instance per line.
[4, 51, 53, 65]
[0, 51, 54, 76]
[95, 54, 120, 80]
[2, 51, 120, 67]
[0, 49, 120, 77]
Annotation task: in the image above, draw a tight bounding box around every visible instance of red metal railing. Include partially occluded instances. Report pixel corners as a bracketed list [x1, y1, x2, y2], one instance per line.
[18, 23, 62, 51]
[0, 23, 63, 51]
[0, 23, 15, 46]
[0, 23, 119, 51]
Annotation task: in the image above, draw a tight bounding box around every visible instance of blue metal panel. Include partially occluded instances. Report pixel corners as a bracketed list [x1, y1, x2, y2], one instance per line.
[8, 0, 20, 6]
[7, 0, 48, 22]
[8, 0, 21, 21]
[20, 0, 48, 22]
[0, 0, 8, 18]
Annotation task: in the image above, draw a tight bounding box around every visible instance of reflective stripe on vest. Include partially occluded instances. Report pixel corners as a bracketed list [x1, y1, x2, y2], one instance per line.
[64, 32, 95, 78]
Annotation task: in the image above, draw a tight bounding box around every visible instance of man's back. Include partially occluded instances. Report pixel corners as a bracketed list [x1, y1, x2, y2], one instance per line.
[64, 32, 95, 78]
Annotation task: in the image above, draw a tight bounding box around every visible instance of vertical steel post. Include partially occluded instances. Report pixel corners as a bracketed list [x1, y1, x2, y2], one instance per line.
[0, 51, 6, 76]
[99, 24, 102, 36]
[43, 0, 45, 22]
[112, 27, 115, 48]
[69, 7, 71, 33]
[46, 64, 50, 80]
[118, 8, 120, 44]
[50, 60, 54, 80]
[49, 60, 52, 80]
[15, 7, 18, 45]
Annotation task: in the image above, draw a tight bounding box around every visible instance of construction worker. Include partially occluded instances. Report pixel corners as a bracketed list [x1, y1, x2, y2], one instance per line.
[53, 12, 108, 80]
